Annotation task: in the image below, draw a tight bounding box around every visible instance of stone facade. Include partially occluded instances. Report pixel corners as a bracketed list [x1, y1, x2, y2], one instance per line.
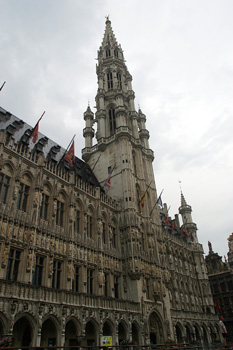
[0, 18, 219, 347]
[205, 236, 233, 342]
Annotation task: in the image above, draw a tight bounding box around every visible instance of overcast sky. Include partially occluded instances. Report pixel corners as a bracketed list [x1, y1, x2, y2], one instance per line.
[1, 0, 232, 258]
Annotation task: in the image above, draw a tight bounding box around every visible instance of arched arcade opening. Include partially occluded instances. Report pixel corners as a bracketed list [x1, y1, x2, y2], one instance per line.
[12, 316, 33, 347]
[41, 318, 58, 347]
[85, 320, 98, 347]
[149, 312, 164, 344]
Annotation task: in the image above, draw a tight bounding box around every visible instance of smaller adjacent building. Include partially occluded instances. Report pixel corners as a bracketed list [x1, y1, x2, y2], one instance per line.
[205, 234, 233, 342]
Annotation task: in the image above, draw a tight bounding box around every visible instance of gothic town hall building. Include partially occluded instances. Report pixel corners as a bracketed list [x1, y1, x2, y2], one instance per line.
[0, 19, 219, 347]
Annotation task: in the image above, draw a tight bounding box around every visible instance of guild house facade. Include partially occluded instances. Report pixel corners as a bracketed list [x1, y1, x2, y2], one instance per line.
[205, 235, 233, 343]
[0, 19, 220, 347]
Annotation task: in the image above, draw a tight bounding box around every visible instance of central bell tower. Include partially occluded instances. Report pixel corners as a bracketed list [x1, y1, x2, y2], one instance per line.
[82, 18, 160, 222]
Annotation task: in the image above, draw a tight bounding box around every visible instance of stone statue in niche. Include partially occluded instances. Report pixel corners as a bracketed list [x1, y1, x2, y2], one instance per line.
[2, 245, 9, 266]
[97, 219, 103, 235]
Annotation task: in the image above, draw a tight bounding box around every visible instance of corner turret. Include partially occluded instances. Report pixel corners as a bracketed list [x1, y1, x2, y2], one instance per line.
[83, 105, 94, 150]
[179, 192, 198, 243]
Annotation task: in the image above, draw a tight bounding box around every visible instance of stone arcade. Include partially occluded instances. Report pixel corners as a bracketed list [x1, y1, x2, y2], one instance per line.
[0, 19, 219, 347]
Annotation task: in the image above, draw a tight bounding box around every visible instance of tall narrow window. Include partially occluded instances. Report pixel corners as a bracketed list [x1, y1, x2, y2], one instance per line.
[56, 200, 64, 226]
[52, 260, 62, 289]
[40, 193, 49, 220]
[73, 266, 80, 292]
[146, 278, 150, 299]
[6, 248, 21, 281]
[32, 255, 44, 286]
[114, 49, 119, 58]
[0, 173, 10, 203]
[112, 226, 116, 248]
[141, 226, 145, 250]
[114, 276, 119, 298]
[17, 183, 29, 212]
[87, 214, 93, 238]
[104, 273, 108, 297]
[106, 48, 111, 57]
[87, 269, 93, 295]
[116, 72, 122, 89]
[102, 222, 106, 244]
[109, 109, 116, 135]
[107, 72, 113, 90]
[75, 210, 80, 234]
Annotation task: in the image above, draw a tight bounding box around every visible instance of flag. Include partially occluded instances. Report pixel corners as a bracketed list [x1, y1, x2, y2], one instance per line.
[216, 299, 222, 315]
[156, 194, 163, 207]
[30, 111, 45, 144]
[64, 140, 75, 166]
[164, 216, 169, 226]
[103, 172, 112, 192]
[31, 123, 39, 143]
[140, 191, 146, 208]
[181, 227, 188, 238]
[189, 231, 194, 241]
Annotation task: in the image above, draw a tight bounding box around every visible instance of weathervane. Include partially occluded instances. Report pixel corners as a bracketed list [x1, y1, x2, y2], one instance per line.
[178, 179, 182, 192]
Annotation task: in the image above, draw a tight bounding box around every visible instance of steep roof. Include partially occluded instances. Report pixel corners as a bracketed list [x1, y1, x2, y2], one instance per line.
[0, 106, 100, 187]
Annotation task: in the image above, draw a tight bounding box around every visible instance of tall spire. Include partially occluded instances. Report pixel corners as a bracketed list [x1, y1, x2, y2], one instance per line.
[101, 16, 118, 49]
[97, 16, 124, 65]
[82, 18, 156, 215]
[179, 191, 198, 243]
[181, 191, 188, 207]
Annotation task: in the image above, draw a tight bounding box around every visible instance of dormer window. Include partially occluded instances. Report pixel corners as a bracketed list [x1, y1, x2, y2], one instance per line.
[116, 72, 122, 89]
[114, 49, 118, 58]
[106, 48, 111, 57]
[107, 72, 113, 90]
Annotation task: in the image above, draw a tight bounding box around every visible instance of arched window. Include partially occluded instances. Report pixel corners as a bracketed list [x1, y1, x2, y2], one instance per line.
[107, 72, 113, 89]
[56, 192, 66, 227]
[74, 201, 82, 235]
[87, 268, 94, 294]
[0, 163, 12, 204]
[116, 72, 122, 89]
[109, 108, 116, 135]
[114, 49, 119, 58]
[6, 248, 21, 281]
[52, 259, 62, 289]
[17, 173, 31, 212]
[114, 275, 119, 298]
[40, 184, 51, 221]
[106, 48, 111, 57]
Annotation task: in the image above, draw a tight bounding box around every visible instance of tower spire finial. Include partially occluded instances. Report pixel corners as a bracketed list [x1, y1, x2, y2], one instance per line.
[178, 179, 182, 193]
[105, 15, 111, 24]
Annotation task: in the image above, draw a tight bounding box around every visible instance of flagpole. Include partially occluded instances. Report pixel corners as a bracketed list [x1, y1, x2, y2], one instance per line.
[32, 111, 46, 130]
[57, 134, 76, 167]
[91, 153, 101, 172]
[0, 81, 6, 92]
[149, 189, 164, 217]
[139, 180, 153, 208]
[103, 164, 115, 192]
[25, 111, 46, 144]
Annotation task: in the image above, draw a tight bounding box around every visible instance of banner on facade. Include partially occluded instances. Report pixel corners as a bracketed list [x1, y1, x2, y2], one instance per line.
[101, 336, 112, 346]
